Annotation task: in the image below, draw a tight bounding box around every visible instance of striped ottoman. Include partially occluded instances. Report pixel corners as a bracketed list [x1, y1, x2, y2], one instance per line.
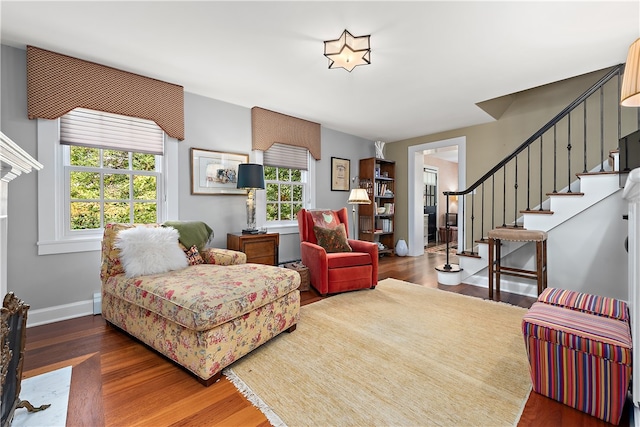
[522, 289, 632, 425]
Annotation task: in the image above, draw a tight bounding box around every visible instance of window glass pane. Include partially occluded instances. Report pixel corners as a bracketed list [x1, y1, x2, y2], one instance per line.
[279, 203, 292, 221]
[133, 175, 156, 200]
[70, 202, 101, 230]
[265, 164, 307, 224]
[70, 146, 99, 167]
[293, 184, 303, 202]
[133, 152, 156, 171]
[293, 203, 302, 217]
[280, 185, 291, 202]
[134, 202, 157, 223]
[266, 203, 278, 221]
[104, 174, 130, 200]
[104, 202, 130, 224]
[278, 168, 290, 181]
[264, 166, 277, 180]
[266, 183, 279, 202]
[103, 149, 129, 170]
[70, 171, 100, 199]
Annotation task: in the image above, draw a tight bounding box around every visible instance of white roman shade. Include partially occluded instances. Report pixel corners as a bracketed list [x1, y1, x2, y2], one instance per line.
[60, 108, 164, 155]
[263, 143, 308, 170]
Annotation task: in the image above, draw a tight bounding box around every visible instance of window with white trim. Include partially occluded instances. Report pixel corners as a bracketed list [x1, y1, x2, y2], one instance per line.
[263, 143, 310, 224]
[37, 108, 178, 255]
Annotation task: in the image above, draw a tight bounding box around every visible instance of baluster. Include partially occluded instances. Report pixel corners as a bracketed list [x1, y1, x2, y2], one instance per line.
[460, 194, 465, 254]
[583, 100, 588, 173]
[553, 124, 558, 193]
[444, 194, 451, 269]
[480, 181, 485, 241]
[600, 86, 605, 172]
[618, 70, 622, 143]
[526, 145, 531, 211]
[514, 156, 519, 226]
[502, 165, 507, 227]
[567, 112, 572, 192]
[470, 192, 475, 254]
[491, 174, 495, 230]
[539, 135, 544, 210]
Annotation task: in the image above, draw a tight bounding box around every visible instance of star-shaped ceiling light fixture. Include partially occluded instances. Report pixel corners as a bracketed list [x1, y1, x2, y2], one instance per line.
[324, 29, 371, 72]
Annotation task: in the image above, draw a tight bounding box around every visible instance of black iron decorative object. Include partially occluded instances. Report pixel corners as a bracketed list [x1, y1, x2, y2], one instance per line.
[1, 293, 50, 427]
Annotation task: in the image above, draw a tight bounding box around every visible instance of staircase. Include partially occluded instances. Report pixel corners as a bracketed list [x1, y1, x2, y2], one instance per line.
[441, 64, 636, 301]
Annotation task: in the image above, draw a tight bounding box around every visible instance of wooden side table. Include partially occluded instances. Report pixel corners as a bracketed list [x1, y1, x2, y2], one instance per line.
[226, 232, 279, 266]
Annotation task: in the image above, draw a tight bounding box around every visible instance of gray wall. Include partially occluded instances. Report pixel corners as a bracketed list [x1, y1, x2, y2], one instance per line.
[1, 44, 373, 321]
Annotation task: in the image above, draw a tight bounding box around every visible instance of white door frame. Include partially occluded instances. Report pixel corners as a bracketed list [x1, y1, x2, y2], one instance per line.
[407, 137, 466, 256]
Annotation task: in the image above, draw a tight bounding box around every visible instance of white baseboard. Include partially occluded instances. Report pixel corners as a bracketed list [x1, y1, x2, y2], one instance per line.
[27, 298, 96, 327]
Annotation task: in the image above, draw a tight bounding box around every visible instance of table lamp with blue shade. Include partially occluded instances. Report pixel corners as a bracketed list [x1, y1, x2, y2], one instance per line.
[237, 163, 265, 234]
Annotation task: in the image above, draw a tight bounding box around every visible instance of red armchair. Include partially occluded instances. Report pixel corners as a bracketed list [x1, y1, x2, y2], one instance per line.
[297, 208, 378, 296]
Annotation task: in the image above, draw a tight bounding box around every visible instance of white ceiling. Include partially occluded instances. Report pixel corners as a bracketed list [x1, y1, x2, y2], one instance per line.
[2, 1, 639, 143]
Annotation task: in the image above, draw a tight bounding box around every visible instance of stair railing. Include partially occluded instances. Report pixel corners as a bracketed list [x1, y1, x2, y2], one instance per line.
[442, 64, 634, 270]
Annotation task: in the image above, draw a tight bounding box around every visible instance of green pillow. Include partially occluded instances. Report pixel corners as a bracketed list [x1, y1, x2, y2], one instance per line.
[314, 223, 352, 253]
[163, 221, 213, 251]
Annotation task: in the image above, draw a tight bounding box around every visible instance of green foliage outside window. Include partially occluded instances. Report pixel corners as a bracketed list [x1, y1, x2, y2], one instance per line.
[69, 146, 158, 230]
[265, 165, 304, 221]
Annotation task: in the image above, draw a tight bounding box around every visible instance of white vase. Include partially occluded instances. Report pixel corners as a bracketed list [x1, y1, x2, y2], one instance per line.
[374, 141, 386, 159]
[395, 239, 408, 256]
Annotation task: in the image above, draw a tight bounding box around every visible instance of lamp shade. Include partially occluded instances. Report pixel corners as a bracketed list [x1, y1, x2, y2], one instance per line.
[348, 188, 371, 204]
[622, 38, 640, 107]
[237, 163, 265, 189]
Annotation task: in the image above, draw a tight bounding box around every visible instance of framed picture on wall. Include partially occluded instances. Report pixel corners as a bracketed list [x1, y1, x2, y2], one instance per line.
[190, 148, 249, 195]
[331, 157, 350, 191]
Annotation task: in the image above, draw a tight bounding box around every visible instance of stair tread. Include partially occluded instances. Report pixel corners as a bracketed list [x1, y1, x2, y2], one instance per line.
[521, 209, 554, 214]
[457, 251, 481, 259]
[546, 192, 585, 196]
[576, 171, 618, 177]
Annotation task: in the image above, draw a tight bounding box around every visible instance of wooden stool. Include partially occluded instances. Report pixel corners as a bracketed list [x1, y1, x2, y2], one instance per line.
[487, 228, 548, 300]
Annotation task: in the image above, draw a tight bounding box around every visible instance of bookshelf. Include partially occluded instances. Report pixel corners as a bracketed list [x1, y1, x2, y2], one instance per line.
[358, 157, 395, 256]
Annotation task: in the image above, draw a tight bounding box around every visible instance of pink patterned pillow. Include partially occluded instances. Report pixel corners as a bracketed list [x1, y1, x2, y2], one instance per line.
[309, 210, 341, 229]
[314, 223, 352, 253]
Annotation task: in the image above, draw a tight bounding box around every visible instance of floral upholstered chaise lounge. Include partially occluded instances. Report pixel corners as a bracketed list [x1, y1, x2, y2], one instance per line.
[100, 223, 300, 385]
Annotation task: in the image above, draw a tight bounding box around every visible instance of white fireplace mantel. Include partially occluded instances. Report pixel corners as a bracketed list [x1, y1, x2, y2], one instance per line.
[0, 131, 43, 298]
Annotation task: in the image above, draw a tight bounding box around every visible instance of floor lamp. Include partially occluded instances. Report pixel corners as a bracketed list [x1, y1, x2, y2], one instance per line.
[347, 188, 371, 239]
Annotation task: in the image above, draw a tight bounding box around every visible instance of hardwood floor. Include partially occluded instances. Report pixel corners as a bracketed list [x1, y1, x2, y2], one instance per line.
[21, 252, 628, 426]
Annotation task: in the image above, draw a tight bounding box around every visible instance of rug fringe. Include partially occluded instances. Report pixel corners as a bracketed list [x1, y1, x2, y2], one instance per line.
[513, 386, 533, 426]
[223, 367, 287, 427]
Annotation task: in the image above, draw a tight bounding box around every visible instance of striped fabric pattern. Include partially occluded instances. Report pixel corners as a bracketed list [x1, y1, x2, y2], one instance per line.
[522, 301, 632, 425]
[523, 303, 631, 363]
[524, 336, 631, 424]
[538, 287, 629, 321]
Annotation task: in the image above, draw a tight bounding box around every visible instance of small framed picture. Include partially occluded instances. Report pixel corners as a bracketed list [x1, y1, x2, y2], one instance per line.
[190, 148, 249, 195]
[331, 157, 350, 191]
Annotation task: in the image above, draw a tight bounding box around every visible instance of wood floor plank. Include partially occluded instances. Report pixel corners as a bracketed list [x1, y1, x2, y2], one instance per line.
[20, 251, 624, 426]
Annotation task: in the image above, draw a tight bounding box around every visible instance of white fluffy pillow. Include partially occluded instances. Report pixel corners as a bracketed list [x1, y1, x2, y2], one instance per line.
[115, 226, 188, 278]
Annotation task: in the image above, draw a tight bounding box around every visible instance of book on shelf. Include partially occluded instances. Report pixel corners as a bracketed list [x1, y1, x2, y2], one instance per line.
[376, 182, 394, 197]
[376, 218, 393, 232]
[384, 203, 394, 214]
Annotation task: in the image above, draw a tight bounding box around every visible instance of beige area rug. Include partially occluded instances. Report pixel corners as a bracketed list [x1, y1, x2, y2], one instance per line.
[224, 278, 531, 427]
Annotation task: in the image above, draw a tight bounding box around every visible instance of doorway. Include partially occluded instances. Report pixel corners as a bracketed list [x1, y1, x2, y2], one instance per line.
[407, 136, 466, 257]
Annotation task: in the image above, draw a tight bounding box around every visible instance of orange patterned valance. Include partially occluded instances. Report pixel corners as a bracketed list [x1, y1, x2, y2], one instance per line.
[251, 107, 321, 160]
[27, 45, 184, 140]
